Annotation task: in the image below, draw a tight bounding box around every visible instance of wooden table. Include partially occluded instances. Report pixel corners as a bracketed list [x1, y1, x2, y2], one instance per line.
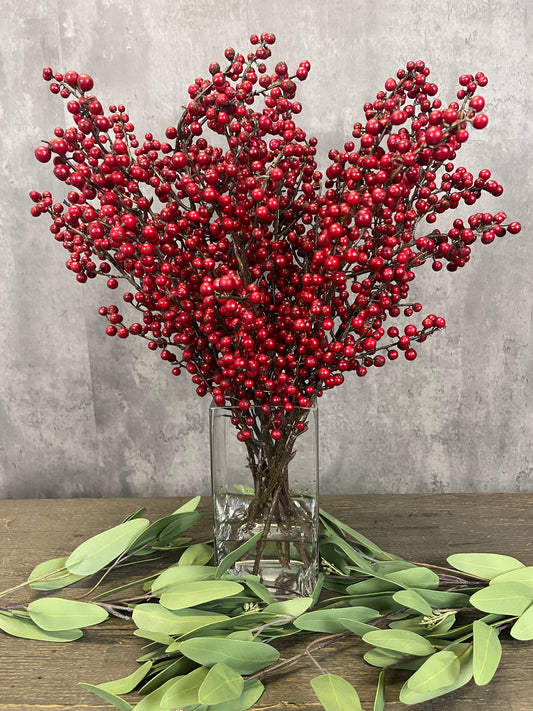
[1, 494, 532, 710]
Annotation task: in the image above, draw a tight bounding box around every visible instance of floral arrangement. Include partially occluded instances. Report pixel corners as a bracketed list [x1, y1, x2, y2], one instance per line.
[30, 32, 521, 598]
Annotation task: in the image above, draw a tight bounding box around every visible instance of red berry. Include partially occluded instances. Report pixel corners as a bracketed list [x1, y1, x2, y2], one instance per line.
[77, 73, 94, 92]
[34, 145, 51, 163]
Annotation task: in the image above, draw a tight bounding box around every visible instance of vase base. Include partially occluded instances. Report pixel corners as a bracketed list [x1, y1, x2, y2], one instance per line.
[231, 558, 318, 599]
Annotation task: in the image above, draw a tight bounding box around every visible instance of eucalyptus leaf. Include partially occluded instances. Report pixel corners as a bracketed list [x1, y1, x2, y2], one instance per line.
[384, 566, 440, 590]
[363, 629, 435, 656]
[151, 565, 217, 593]
[135, 678, 184, 711]
[157, 513, 204, 546]
[262, 597, 313, 617]
[179, 637, 279, 674]
[122, 507, 148, 521]
[27, 598, 109, 631]
[399, 646, 473, 704]
[393, 589, 433, 616]
[132, 512, 202, 552]
[180, 543, 214, 567]
[338, 617, 376, 637]
[206, 679, 264, 711]
[244, 577, 275, 604]
[364, 647, 416, 669]
[310, 673, 362, 711]
[27, 556, 86, 591]
[295, 606, 379, 634]
[133, 629, 174, 645]
[470, 582, 533, 616]
[93, 661, 152, 694]
[510, 603, 533, 641]
[138, 657, 196, 695]
[345, 578, 397, 595]
[408, 588, 470, 609]
[490, 566, 533, 592]
[447, 553, 524, 580]
[161, 666, 209, 708]
[160, 580, 244, 611]
[319, 508, 392, 558]
[175, 496, 202, 513]
[0, 611, 82, 642]
[373, 670, 385, 711]
[198, 663, 244, 705]
[133, 603, 229, 636]
[215, 532, 264, 578]
[473, 619, 502, 685]
[66, 519, 150, 576]
[406, 650, 461, 692]
[78, 683, 133, 710]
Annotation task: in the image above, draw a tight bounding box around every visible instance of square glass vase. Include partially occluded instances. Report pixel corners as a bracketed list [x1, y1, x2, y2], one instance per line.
[210, 404, 319, 598]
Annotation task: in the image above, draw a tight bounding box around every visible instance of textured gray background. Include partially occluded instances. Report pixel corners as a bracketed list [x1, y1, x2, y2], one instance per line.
[0, 0, 531, 498]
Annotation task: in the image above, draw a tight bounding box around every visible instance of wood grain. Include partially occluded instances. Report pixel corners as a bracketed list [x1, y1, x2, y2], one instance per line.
[0, 495, 531, 710]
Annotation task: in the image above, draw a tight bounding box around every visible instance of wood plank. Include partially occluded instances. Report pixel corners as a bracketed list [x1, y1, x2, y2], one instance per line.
[0, 495, 531, 709]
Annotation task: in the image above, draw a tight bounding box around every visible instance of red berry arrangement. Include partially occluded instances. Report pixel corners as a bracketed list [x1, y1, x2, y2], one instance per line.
[31, 34, 521, 570]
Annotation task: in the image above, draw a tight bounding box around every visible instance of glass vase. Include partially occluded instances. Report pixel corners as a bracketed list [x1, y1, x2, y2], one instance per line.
[210, 404, 319, 598]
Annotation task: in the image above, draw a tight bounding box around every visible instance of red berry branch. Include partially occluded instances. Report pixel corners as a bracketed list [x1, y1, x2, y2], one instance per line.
[30, 33, 521, 571]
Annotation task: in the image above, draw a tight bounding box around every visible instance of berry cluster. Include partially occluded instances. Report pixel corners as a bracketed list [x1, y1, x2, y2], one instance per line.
[31, 34, 521, 441]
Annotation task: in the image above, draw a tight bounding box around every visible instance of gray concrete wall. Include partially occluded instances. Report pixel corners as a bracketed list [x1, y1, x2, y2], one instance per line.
[1, 0, 531, 498]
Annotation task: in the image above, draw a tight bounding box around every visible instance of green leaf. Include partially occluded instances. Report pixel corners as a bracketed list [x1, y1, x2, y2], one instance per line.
[473, 619, 502, 685]
[363, 629, 434, 656]
[132, 512, 202, 552]
[490, 566, 533, 593]
[319, 508, 391, 558]
[407, 588, 470, 609]
[133, 603, 229, 636]
[27, 556, 86, 591]
[206, 679, 264, 711]
[95, 661, 152, 694]
[447, 553, 524, 580]
[337, 616, 376, 637]
[295, 606, 379, 634]
[262, 597, 313, 617]
[243, 577, 275, 604]
[66, 519, 150, 576]
[373, 671, 385, 711]
[384, 566, 440, 590]
[151, 565, 217, 593]
[345, 578, 397, 595]
[136, 677, 185, 711]
[122, 507, 148, 521]
[511, 603, 533, 640]
[311, 572, 325, 607]
[175, 496, 202, 513]
[400, 646, 473, 704]
[160, 580, 244, 611]
[78, 683, 133, 710]
[179, 637, 279, 674]
[0, 611, 82, 642]
[393, 589, 433, 616]
[406, 650, 460, 692]
[180, 543, 214, 567]
[133, 629, 173, 645]
[138, 657, 196, 695]
[310, 673, 362, 711]
[364, 647, 413, 669]
[470, 582, 533, 616]
[27, 598, 108, 631]
[157, 513, 204, 546]
[161, 666, 209, 708]
[198, 663, 244, 705]
[215, 532, 264, 578]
